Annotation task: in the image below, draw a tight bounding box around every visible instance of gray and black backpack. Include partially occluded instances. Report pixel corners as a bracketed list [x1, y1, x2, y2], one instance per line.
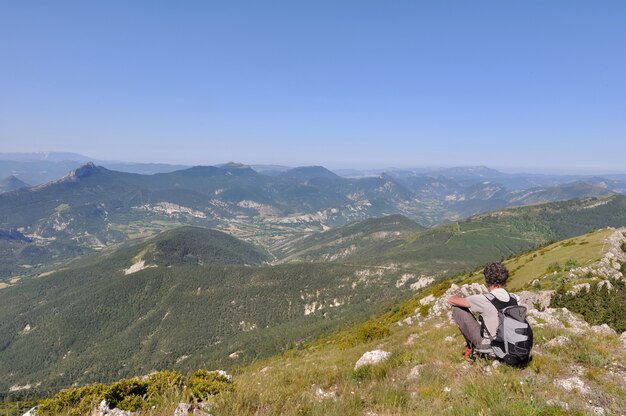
[480, 293, 533, 366]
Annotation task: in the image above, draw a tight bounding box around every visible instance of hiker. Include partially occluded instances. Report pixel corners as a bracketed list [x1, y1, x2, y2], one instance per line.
[447, 262, 532, 363]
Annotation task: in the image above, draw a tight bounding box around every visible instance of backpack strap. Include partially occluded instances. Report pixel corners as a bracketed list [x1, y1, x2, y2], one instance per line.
[480, 292, 517, 340]
[485, 291, 517, 309]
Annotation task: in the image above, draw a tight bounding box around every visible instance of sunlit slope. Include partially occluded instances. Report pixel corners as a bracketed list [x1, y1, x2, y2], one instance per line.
[362, 195, 626, 271]
[274, 214, 425, 263]
[0, 227, 414, 392]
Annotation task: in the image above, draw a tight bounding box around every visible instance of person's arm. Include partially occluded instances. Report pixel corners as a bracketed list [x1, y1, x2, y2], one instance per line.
[447, 296, 470, 308]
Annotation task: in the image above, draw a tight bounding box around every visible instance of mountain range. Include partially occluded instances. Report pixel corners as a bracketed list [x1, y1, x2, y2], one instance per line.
[1, 159, 626, 280]
[2, 193, 626, 394]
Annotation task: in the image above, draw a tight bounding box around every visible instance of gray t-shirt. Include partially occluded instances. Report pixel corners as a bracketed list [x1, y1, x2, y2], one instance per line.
[467, 288, 519, 342]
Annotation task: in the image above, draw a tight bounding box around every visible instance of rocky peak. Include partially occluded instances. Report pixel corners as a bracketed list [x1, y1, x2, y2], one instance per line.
[63, 162, 100, 181]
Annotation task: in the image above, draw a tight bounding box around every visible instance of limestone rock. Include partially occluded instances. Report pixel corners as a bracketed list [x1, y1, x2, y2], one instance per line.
[554, 376, 590, 394]
[546, 335, 570, 347]
[591, 324, 617, 336]
[21, 407, 38, 416]
[516, 290, 553, 310]
[408, 364, 425, 380]
[92, 400, 139, 416]
[546, 399, 569, 410]
[354, 350, 392, 370]
[173, 402, 212, 416]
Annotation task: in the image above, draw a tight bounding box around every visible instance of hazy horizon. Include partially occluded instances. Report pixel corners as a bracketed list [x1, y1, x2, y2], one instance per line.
[2, 2, 625, 172]
[3, 150, 626, 176]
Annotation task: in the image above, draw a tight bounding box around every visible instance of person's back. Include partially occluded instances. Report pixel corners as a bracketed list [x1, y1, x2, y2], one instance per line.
[447, 262, 532, 364]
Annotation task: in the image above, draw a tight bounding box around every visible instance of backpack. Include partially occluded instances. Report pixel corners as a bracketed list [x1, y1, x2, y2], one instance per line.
[480, 292, 533, 366]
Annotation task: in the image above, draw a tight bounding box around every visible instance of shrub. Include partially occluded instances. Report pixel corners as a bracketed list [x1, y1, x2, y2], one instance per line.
[546, 262, 561, 273]
[188, 370, 233, 401]
[551, 278, 626, 332]
[353, 322, 391, 344]
[563, 259, 581, 270]
[38, 384, 108, 416]
[146, 371, 183, 397]
[106, 378, 148, 411]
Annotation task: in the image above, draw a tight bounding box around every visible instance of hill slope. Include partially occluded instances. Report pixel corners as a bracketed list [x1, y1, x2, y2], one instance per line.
[12, 227, 626, 416]
[274, 214, 425, 262]
[0, 227, 416, 392]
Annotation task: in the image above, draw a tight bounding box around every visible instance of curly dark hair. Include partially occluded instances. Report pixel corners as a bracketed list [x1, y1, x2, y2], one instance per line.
[483, 262, 509, 286]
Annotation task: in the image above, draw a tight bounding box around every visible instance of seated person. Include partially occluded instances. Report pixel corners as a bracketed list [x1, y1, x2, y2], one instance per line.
[447, 262, 519, 357]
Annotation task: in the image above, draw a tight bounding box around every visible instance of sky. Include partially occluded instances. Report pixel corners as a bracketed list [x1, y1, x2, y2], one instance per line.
[1, 1, 625, 172]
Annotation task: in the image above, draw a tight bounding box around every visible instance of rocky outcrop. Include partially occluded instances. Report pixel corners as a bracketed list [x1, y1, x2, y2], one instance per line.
[93, 400, 138, 416]
[566, 229, 626, 286]
[354, 350, 392, 370]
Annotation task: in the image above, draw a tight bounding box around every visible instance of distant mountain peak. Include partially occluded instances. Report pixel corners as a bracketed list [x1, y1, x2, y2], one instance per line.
[281, 166, 340, 180]
[0, 175, 31, 193]
[220, 162, 250, 169]
[62, 162, 104, 181]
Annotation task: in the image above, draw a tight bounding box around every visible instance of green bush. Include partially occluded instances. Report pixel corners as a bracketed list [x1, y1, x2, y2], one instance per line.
[37, 371, 188, 415]
[551, 278, 626, 332]
[146, 370, 183, 397]
[546, 262, 562, 273]
[564, 259, 581, 270]
[353, 321, 391, 344]
[38, 384, 108, 416]
[188, 370, 234, 401]
[106, 378, 148, 411]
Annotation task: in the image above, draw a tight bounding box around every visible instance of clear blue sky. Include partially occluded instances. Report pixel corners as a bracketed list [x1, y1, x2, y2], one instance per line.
[1, 1, 625, 172]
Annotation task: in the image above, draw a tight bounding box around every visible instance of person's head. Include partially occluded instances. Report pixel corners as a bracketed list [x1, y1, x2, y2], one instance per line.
[484, 262, 509, 287]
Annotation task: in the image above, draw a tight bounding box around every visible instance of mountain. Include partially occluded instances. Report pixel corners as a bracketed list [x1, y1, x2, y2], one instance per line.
[274, 214, 425, 263]
[507, 181, 615, 206]
[0, 176, 30, 193]
[0, 226, 417, 392]
[279, 166, 342, 181]
[1, 161, 626, 280]
[142, 226, 271, 266]
[4, 195, 626, 394]
[8, 227, 626, 415]
[0, 153, 188, 185]
[286, 195, 626, 277]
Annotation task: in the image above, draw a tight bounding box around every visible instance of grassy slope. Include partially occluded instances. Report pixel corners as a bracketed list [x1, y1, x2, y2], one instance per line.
[204, 228, 626, 415]
[13, 228, 625, 415]
[504, 228, 612, 291]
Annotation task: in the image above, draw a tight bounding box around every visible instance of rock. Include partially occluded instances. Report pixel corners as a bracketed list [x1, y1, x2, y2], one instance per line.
[174, 403, 192, 416]
[554, 376, 590, 394]
[546, 399, 569, 410]
[92, 400, 139, 416]
[444, 336, 455, 343]
[591, 324, 617, 336]
[404, 333, 419, 346]
[354, 350, 392, 370]
[620, 331, 626, 348]
[408, 364, 425, 380]
[173, 402, 212, 416]
[517, 290, 554, 311]
[586, 405, 606, 416]
[546, 335, 570, 347]
[214, 370, 233, 382]
[419, 294, 436, 305]
[427, 283, 488, 321]
[314, 386, 337, 400]
[259, 366, 272, 374]
[21, 407, 38, 416]
[527, 308, 589, 333]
